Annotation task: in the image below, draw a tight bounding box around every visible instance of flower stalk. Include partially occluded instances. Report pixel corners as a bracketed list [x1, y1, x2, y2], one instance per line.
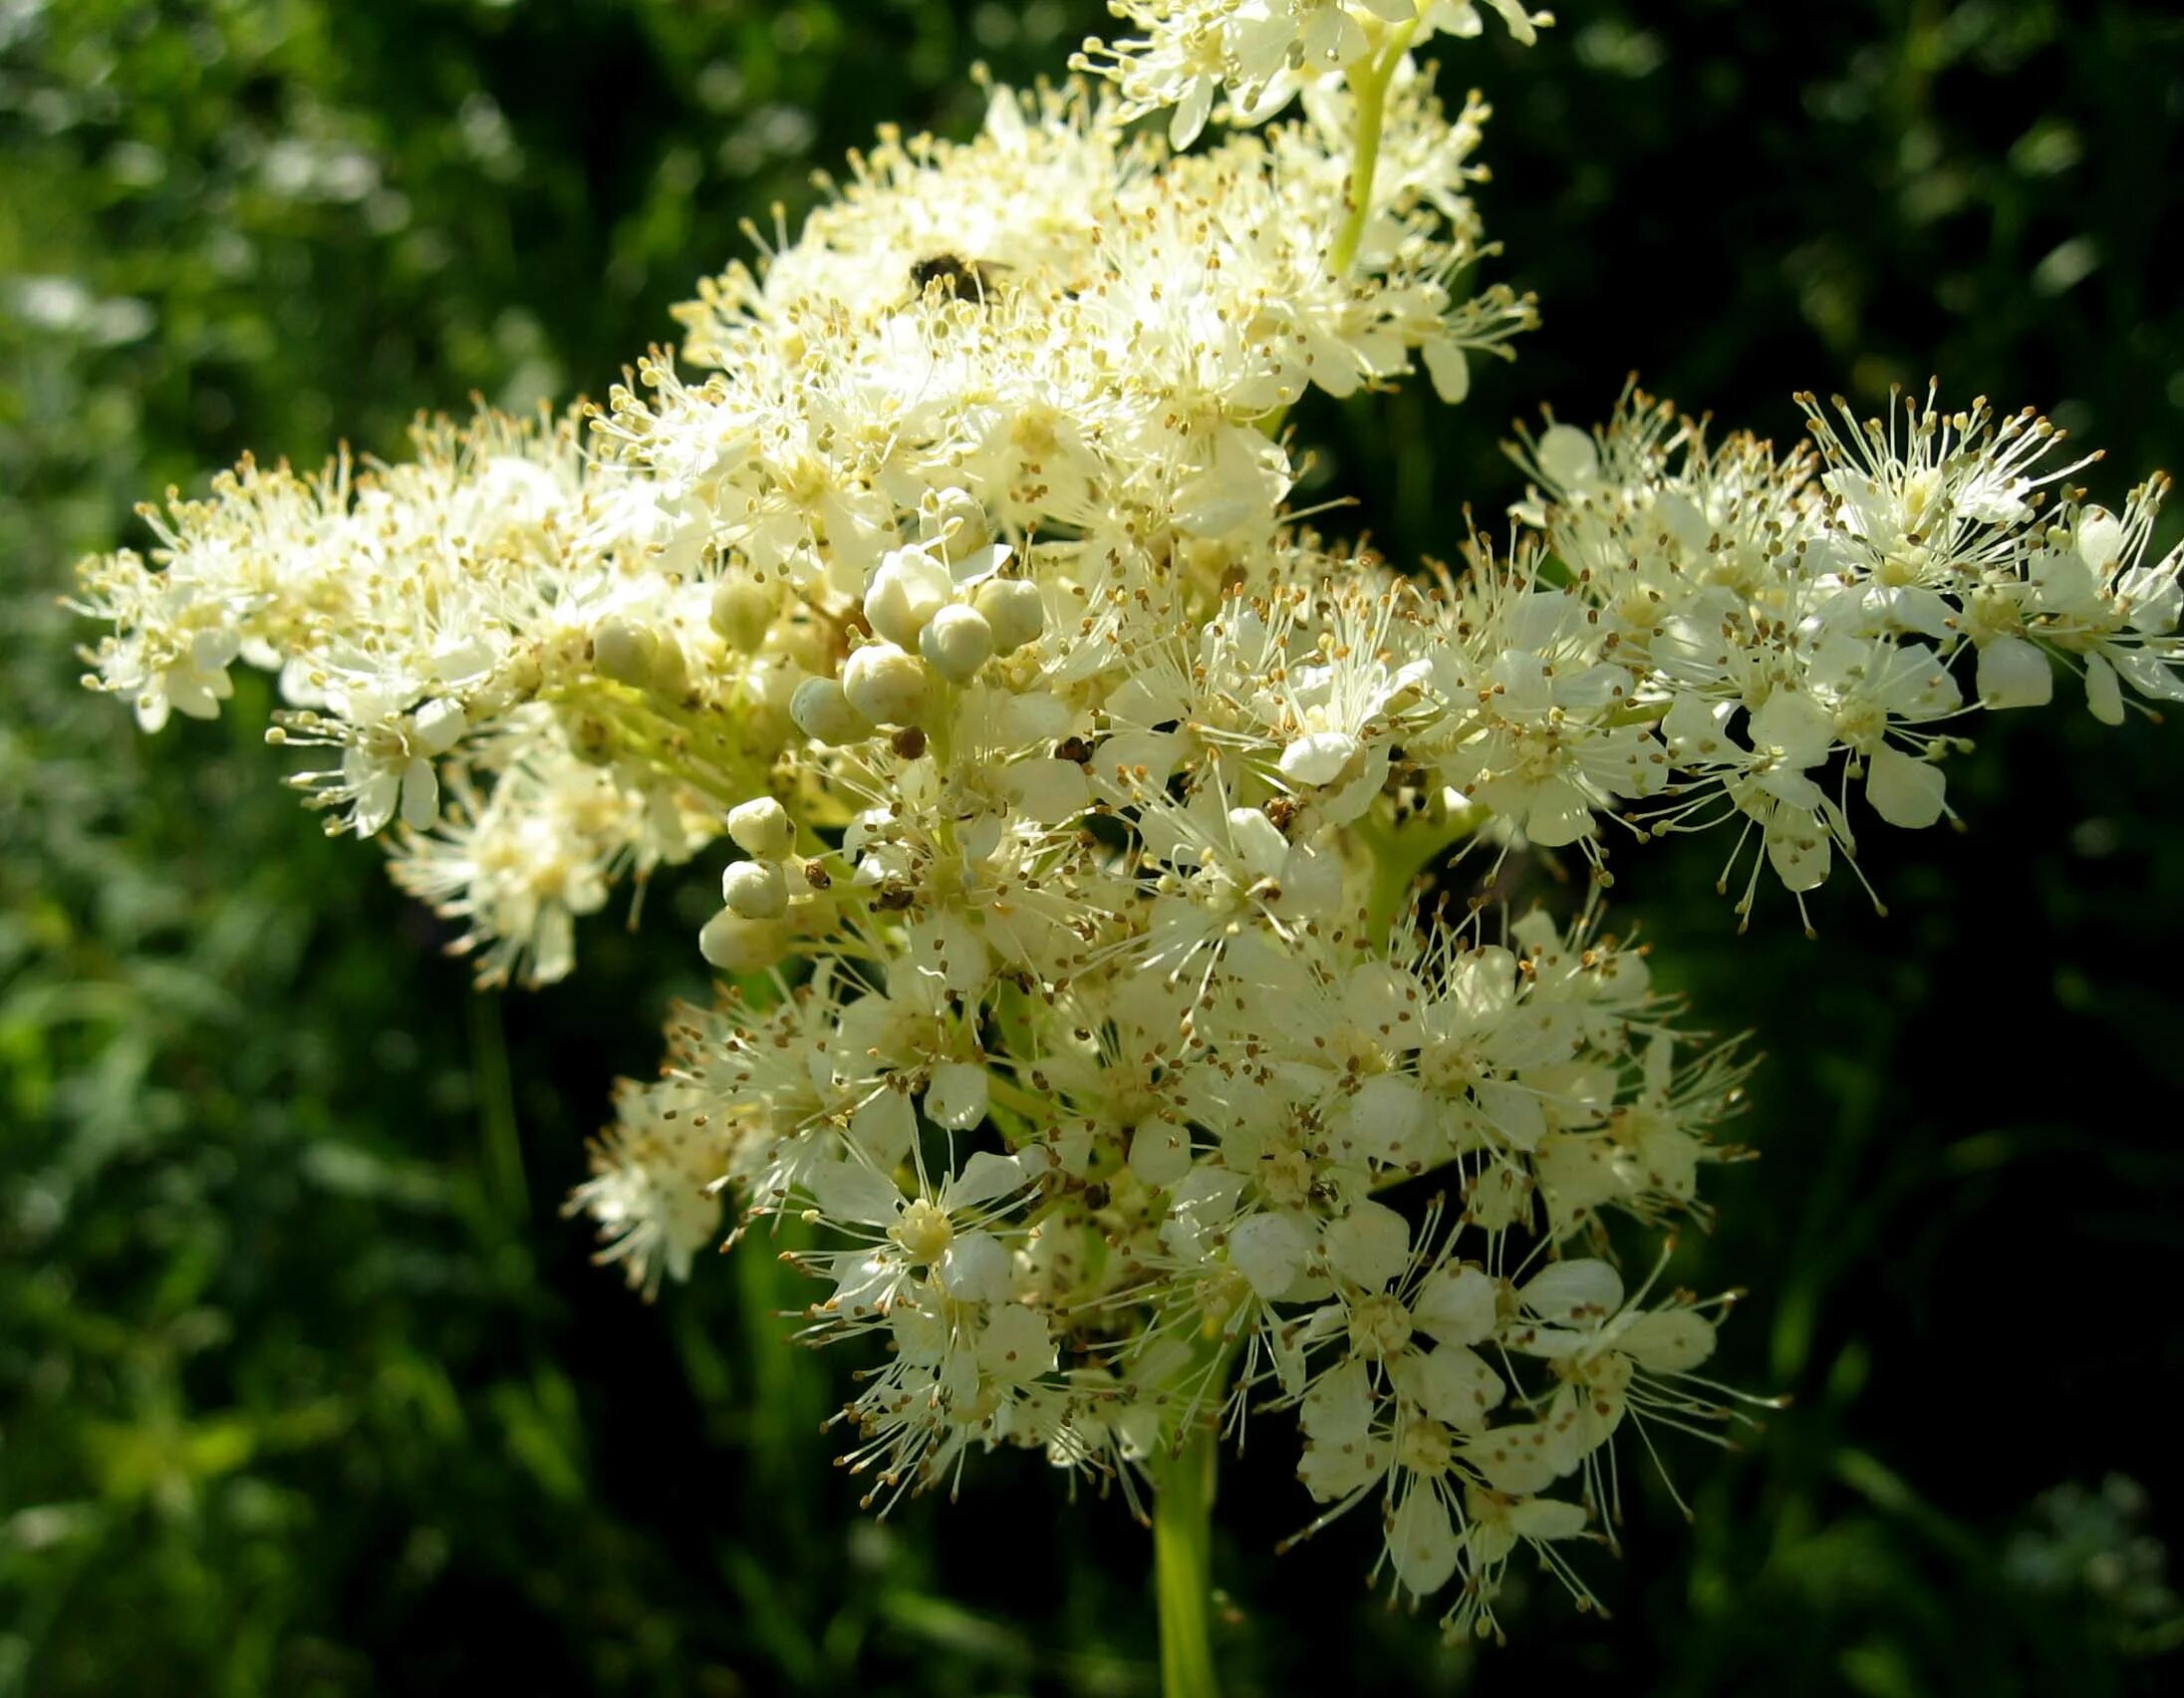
[1153, 1423, 1222, 1698]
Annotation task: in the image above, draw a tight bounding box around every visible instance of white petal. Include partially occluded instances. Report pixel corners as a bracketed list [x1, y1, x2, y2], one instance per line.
[1228, 1211, 1310, 1298]
[1467, 1423, 1556, 1496]
[1300, 1355, 1375, 1445]
[1396, 1343, 1504, 1431]
[1473, 1079, 1545, 1151]
[1620, 1309, 1718, 1374]
[1227, 806, 1290, 879]
[936, 1231, 1010, 1304]
[1422, 338, 1470, 405]
[1764, 804, 1831, 893]
[946, 1150, 1026, 1213]
[1534, 424, 1599, 488]
[807, 1161, 906, 1230]
[1128, 1118, 1194, 1189]
[1977, 634, 2053, 708]
[1508, 1496, 1591, 1542]
[925, 1061, 990, 1132]
[977, 1303, 1054, 1383]
[1411, 1264, 1496, 1346]
[1521, 1258, 1624, 1324]
[1321, 1201, 1410, 1289]
[1389, 1488, 1460, 1598]
[1298, 1433, 1385, 1503]
[1278, 729, 1361, 788]
[1865, 746, 1947, 829]
[2084, 652, 2125, 725]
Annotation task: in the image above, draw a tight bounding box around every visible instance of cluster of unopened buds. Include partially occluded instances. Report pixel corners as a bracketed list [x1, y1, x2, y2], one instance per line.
[74, 0, 2180, 1647]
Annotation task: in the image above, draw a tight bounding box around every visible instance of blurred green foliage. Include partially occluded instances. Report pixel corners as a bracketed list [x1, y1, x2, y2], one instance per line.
[3, 2, 2181, 1694]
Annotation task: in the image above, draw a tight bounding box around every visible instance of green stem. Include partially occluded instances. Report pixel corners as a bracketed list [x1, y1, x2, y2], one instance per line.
[1255, 19, 1417, 443]
[1356, 799, 1491, 939]
[1328, 22, 1420, 278]
[1152, 1424, 1221, 1698]
[466, 990, 529, 1223]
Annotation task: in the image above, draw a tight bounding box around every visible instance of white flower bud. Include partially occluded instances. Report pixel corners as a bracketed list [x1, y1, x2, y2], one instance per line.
[972, 577, 1045, 653]
[592, 617, 658, 687]
[648, 629, 689, 699]
[918, 603, 994, 683]
[709, 578, 775, 653]
[923, 486, 992, 555]
[841, 642, 930, 727]
[697, 909, 788, 974]
[725, 796, 795, 859]
[790, 676, 870, 745]
[863, 547, 953, 649]
[719, 857, 789, 919]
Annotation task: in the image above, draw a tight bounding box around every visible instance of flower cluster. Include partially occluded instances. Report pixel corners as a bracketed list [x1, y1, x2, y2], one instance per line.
[74, 5, 2179, 1645]
[1497, 389, 2183, 923]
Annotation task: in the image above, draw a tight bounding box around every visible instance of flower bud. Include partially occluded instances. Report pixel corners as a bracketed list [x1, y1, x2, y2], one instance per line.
[972, 577, 1045, 653]
[592, 617, 658, 687]
[724, 796, 795, 859]
[648, 629, 689, 700]
[719, 857, 789, 919]
[841, 642, 930, 727]
[923, 485, 992, 555]
[790, 676, 870, 745]
[919, 603, 995, 683]
[697, 909, 789, 974]
[863, 547, 953, 649]
[709, 578, 775, 653]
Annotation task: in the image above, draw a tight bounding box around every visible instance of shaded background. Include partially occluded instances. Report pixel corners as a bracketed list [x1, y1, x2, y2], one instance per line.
[4, 1, 2182, 1693]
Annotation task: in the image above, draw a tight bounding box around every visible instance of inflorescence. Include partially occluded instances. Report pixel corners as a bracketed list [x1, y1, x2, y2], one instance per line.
[73, 0, 2181, 1642]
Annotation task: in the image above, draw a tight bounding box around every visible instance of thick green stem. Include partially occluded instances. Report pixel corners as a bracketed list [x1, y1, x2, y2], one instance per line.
[1152, 1424, 1221, 1698]
[1357, 800, 1491, 939]
[1256, 20, 1417, 443]
[1328, 22, 1420, 278]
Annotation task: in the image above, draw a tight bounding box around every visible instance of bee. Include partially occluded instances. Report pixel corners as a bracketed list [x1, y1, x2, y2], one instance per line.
[910, 251, 1007, 303]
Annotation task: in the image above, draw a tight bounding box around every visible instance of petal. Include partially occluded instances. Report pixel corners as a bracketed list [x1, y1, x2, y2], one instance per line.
[1396, 1343, 1504, 1431]
[1321, 1200, 1410, 1289]
[1534, 424, 1599, 488]
[1620, 1309, 1717, 1374]
[1412, 1264, 1496, 1346]
[937, 1231, 1010, 1305]
[1229, 1210, 1310, 1298]
[925, 1061, 990, 1132]
[807, 1161, 906, 1229]
[1977, 634, 2054, 709]
[1507, 1495, 1590, 1542]
[2084, 652, 2126, 725]
[1278, 729, 1361, 788]
[1467, 1423, 1556, 1496]
[1128, 1118, 1195, 1189]
[1389, 1487, 1461, 1598]
[1865, 746, 1947, 829]
[1521, 1259, 1624, 1324]
[1300, 1355, 1375, 1445]
[946, 1149, 1027, 1214]
[977, 1303, 1055, 1383]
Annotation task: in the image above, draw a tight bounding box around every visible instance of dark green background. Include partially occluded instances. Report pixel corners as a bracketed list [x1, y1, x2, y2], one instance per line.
[4, 2, 2181, 1693]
